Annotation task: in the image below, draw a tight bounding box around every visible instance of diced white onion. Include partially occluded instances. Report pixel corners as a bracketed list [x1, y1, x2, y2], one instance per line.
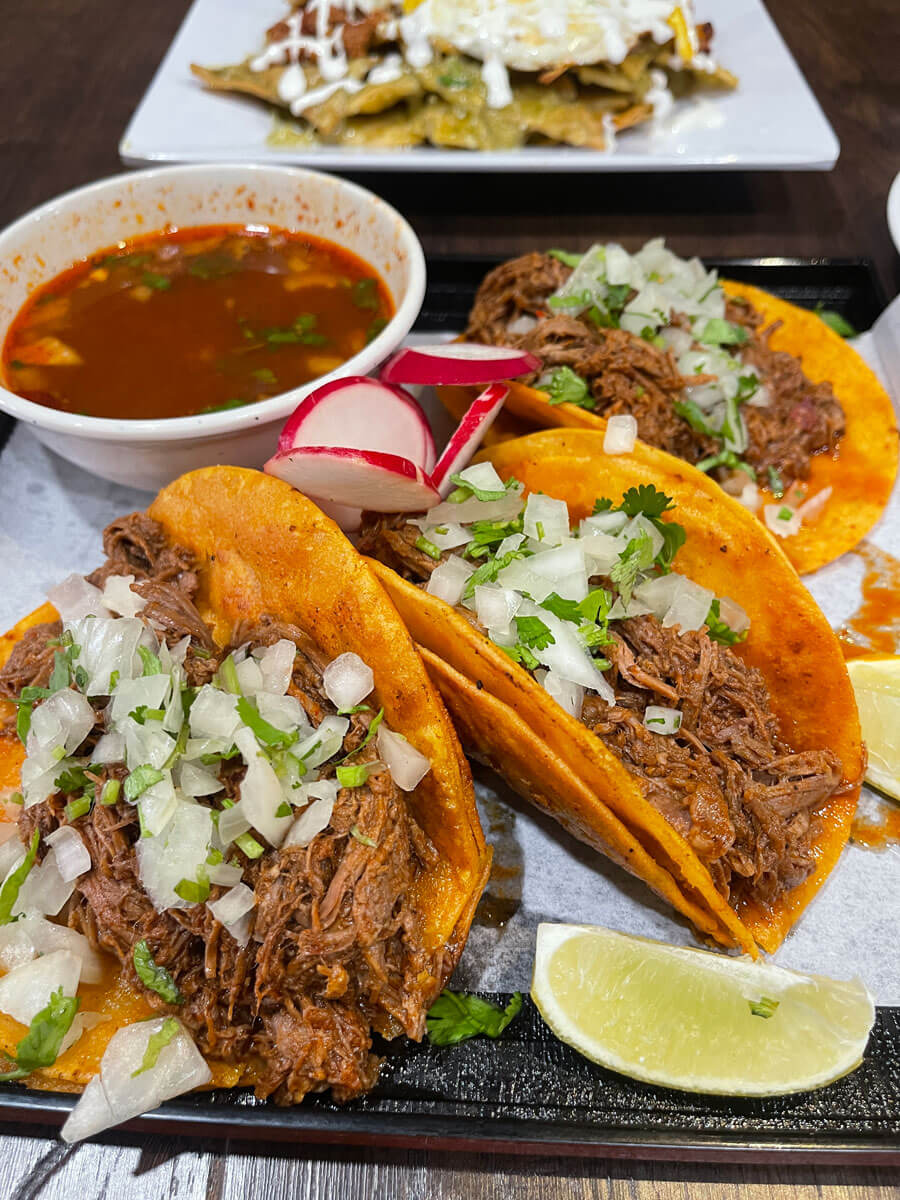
[60, 1017, 211, 1144]
[0, 949, 82, 1025]
[295, 715, 349, 770]
[189, 686, 240, 740]
[717, 596, 750, 634]
[474, 586, 521, 638]
[580, 511, 629, 536]
[177, 760, 224, 798]
[28, 689, 96, 759]
[426, 556, 475, 606]
[253, 639, 296, 696]
[208, 882, 256, 929]
[422, 487, 522, 528]
[518, 600, 608, 691]
[736, 481, 760, 512]
[137, 775, 178, 838]
[255, 691, 308, 735]
[14, 847, 76, 918]
[47, 575, 105, 623]
[376, 726, 431, 791]
[608, 596, 652, 620]
[523, 493, 570, 547]
[603, 414, 637, 455]
[658, 326, 693, 356]
[70, 615, 144, 697]
[207, 861, 243, 887]
[110, 674, 170, 723]
[644, 705, 683, 735]
[235, 656, 264, 697]
[662, 577, 715, 633]
[0, 916, 106, 983]
[621, 514, 664, 559]
[798, 486, 833, 523]
[634, 572, 685, 618]
[507, 314, 537, 335]
[537, 670, 585, 719]
[322, 652, 374, 712]
[100, 575, 145, 619]
[496, 532, 525, 556]
[124, 720, 174, 772]
[234, 729, 293, 848]
[20, 757, 60, 809]
[217, 801, 251, 846]
[764, 503, 802, 539]
[293, 778, 340, 809]
[455, 462, 505, 494]
[45, 826, 91, 881]
[136, 799, 213, 911]
[92, 731, 125, 765]
[495, 557, 555, 604]
[579, 530, 625, 574]
[284, 795, 335, 847]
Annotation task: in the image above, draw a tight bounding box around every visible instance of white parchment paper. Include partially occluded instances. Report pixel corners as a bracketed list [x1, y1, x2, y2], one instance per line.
[1, 321, 898, 1002]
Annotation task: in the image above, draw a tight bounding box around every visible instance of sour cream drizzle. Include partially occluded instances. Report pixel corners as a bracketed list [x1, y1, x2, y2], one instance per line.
[254, 0, 715, 117]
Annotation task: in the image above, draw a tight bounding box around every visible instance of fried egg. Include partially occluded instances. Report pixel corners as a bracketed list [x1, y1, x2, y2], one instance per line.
[406, 0, 691, 72]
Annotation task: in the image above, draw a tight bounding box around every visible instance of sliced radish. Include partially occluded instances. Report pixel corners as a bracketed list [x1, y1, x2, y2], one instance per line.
[265, 445, 440, 512]
[380, 343, 540, 387]
[276, 376, 436, 473]
[430, 383, 509, 498]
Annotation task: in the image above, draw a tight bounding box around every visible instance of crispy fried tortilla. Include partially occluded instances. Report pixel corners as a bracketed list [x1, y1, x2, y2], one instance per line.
[0, 468, 489, 1098]
[192, 0, 735, 152]
[451, 259, 898, 574]
[363, 431, 863, 954]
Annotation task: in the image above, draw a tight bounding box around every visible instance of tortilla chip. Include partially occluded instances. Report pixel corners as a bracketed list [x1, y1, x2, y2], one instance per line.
[368, 430, 863, 953]
[0, 468, 490, 1091]
[445, 281, 898, 573]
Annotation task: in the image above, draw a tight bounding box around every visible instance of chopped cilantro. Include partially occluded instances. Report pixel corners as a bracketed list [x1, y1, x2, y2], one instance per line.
[514, 616, 555, 651]
[174, 875, 210, 905]
[673, 399, 717, 437]
[0, 830, 40, 924]
[336, 763, 371, 788]
[698, 318, 748, 347]
[500, 643, 540, 671]
[547, 249, 583, 268]
[695, 449, 755, 477]
[447, 472, 509, 503]
[777, 506, 793, 521]
[705, 599, 747, 647]
[814, 304, 857, 338]
[541, 366, 593, 409]
[415, 535, 443, 562]
[124, 765, 165, 802]
[252, 367, 277, 385]
[461, 550, 524, 602]
[351, 278, 379, 310]
[366, 316, 388, 344]
[610, 531, 655, 604]
[620, 485, 675, 520]
[188, 254, 238, 281]
[133, 940, 184, 1004]
[767, 466, 785, 499]
[0, 988, 79, 1082]
[426, 990, 523, 1046]
[236, 696, 298, 748]
[141, 272, 172, 292]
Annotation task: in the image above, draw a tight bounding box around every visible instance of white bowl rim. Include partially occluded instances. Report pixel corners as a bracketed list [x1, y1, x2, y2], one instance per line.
[0, 163, 426, 444]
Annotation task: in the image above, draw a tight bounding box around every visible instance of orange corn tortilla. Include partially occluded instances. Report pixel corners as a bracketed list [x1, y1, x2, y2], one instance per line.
[0, 467, 490, 1092]
[439, 282, 899, 574]
[367, 430, 863, 954]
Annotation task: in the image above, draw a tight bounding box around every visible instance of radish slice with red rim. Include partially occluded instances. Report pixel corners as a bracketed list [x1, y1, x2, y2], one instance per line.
[276, 376, 436, 472]
[265, 445, 441, 512]
[430, 383, 509, 497]
[380, 343, 540, 387]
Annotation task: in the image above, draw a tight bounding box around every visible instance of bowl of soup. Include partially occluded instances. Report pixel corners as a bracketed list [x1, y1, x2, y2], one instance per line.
[0, 164, 426, 490]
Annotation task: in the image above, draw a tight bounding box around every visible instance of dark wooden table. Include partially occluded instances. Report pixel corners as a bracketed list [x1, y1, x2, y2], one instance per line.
[1, 1, 898, 1195]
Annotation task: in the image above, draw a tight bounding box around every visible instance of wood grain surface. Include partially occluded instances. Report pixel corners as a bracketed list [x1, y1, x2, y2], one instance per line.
[0, 0, 898, 1195]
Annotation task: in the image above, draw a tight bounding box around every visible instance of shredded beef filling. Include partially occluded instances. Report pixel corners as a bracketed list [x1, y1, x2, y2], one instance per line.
[358, 516, 843, 910]
[465, 252, 845, 486]
[1, 514, 441, 1104]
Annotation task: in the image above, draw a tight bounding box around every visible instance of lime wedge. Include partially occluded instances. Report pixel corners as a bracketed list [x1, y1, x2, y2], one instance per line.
[847, 656, 900, 800]
[532, 924, 874, 1095]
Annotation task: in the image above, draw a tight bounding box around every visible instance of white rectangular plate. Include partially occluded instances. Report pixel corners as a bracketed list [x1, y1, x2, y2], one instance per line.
[120, 0, 839, 173]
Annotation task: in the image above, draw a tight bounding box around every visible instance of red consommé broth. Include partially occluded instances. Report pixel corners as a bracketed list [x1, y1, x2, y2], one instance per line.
[1, 225, 394, 420]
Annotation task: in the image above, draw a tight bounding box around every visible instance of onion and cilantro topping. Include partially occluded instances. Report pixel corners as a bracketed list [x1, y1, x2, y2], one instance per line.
[414, 464, 749, 720]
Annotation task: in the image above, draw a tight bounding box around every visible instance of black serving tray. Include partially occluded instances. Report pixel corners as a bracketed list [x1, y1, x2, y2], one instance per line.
[0, 258, 896, 1163]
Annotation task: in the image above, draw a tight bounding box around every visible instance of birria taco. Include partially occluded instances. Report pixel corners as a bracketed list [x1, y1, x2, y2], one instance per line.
[441, 241, 898, 574]
[0, 467, 488, 1139]
[360, 429, 864, 955]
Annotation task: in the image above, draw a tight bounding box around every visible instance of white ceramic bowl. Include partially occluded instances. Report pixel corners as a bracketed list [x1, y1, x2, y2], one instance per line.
[0, 164, 426, 491]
